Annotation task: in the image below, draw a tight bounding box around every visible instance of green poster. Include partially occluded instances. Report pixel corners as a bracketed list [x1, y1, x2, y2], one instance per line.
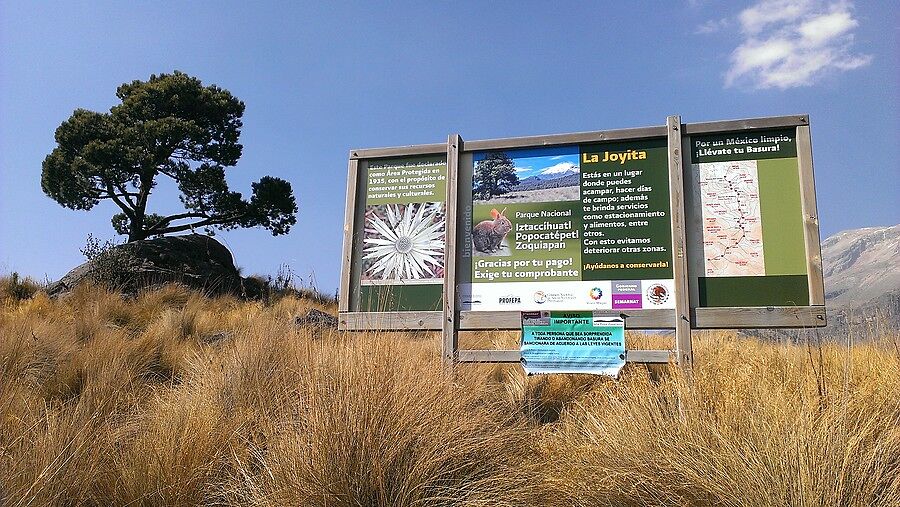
[690, 128, 809, 307]
[580, 138, 674, 281]
[353, 155, 447, 312]
[462, 141, 676, 313]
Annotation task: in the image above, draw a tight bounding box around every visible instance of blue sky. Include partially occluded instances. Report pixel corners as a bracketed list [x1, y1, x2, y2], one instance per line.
[1, 1, 896, 292]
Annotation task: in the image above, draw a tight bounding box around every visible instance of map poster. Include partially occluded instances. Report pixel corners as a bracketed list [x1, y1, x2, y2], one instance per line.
[689, 128, 809, 307]
[459, 139, 675, 312]
[520, 311, 626, 376]
[354, 155, 447, 312]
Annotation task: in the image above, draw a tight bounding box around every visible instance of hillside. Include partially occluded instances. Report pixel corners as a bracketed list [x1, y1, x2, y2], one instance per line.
[823, 224, 900, 307]
[1, 282, 898, 505]
[511, 172, 580, 192]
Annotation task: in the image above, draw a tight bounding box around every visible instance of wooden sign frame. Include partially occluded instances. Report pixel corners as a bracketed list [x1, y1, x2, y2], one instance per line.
[338, 115, 826, 368]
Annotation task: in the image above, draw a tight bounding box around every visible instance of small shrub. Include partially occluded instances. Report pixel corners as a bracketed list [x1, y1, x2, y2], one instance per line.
[80, 233, 143, 290]
[245, 264, 338, 305]
[0, 272, 41, 301]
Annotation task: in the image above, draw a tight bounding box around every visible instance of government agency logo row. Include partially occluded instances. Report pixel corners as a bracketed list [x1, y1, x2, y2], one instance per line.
[494, 280, 672, 310]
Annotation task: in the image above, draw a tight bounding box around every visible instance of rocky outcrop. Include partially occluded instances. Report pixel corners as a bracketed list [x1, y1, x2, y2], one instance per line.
[294, 308, 338, 329]
[46, 234, 253, 298]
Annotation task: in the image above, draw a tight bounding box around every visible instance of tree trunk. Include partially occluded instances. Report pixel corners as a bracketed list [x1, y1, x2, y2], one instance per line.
[127, 209, 146, 242]
[128, 225, 146, 242]
[128, 170, 153, 242]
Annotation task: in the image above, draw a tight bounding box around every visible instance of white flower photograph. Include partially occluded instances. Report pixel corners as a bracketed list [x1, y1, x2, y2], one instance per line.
[361, 202, 445, 283]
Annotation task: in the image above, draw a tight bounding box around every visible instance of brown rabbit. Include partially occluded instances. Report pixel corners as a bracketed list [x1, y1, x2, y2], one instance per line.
[472, 208, 512, 254]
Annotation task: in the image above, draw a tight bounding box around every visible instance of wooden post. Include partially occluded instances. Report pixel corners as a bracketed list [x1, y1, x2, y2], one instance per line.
[666, 115, 693, 369]
[338, 157, 360, 316]
[442, 134, 462, 366]
[796, 125, 826, 308]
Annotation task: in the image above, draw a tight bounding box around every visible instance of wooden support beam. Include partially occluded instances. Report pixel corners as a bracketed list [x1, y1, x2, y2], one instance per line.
[682, 115, 808, 134]
[464, 125, 667, 151]
[667, 115, 693, 369]
[457, 349, 672, 364]
[442, 135, 462, 365]
[797, 125, 826, 307]
[338, 158, 360, 317]
[339, 311, 442, 330]
[349, 144, 447, 159]
[457, 309, 675, 330]
[692, 306, 826, 328]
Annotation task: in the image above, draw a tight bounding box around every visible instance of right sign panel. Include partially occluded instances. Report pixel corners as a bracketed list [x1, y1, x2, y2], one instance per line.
[686, 127, 810, 307]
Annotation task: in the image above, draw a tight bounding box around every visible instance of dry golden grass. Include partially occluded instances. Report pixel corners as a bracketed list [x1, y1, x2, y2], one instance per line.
[1, 282, 898, 506]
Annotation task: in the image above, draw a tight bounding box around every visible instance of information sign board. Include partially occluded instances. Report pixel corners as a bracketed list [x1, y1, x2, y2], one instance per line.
[685, 128, 811, 307]
[521, 311, 626, 376]
[457, 139, 676, 312]
[338, 115, 826, 366]
[349, 155, 447, 312]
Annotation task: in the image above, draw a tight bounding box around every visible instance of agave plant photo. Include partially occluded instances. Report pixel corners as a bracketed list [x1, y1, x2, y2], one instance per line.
[361, 202, 445, 282]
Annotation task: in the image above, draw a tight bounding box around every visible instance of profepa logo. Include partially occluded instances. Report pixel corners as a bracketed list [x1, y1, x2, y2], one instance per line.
[646, 284, 669, 305]
[589, 287, 603, 300]
[533, 291, 547, 304]
[498, 295, 522, 305]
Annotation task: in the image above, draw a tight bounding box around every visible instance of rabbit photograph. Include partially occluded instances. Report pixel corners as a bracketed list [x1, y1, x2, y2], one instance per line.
[472, 207, 513, 256]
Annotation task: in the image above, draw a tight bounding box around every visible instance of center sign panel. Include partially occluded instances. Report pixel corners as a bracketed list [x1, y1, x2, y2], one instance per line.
[458, 138, 676, 312]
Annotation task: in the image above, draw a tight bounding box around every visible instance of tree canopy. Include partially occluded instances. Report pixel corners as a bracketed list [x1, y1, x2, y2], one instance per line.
[473, 152, 519, 200]
[42, 71, 297, 242]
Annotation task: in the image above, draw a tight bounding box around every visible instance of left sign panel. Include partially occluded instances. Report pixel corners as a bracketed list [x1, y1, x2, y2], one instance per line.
[351, 155, 448, 312]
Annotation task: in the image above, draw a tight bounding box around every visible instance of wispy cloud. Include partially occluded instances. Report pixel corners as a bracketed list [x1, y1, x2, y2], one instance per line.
[695, 18, 730, 34]
[702, 1, 872, 89]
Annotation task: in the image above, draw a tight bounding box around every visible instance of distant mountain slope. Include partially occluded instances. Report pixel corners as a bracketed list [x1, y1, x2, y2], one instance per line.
[822, 224, 900, 307]
[511, 172, 580, 191]
[743, 225, 898, 341]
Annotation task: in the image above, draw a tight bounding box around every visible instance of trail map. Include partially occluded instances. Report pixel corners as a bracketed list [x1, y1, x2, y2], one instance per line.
[695, 160, 765, 277]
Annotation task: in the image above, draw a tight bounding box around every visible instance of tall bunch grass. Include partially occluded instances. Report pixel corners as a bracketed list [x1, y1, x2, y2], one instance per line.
[541, 331, 900, 506]
[0, 284, 897, 506]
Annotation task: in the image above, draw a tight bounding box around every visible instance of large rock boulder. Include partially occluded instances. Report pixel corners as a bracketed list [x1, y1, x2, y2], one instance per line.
[47, 234, 251, 298]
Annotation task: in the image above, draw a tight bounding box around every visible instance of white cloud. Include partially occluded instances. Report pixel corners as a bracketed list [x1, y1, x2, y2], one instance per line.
[539, 162, 578, 175]
[797, 10, 856, 45]
[738, 0, 811, 34]
[696, 18, 730, 34]
[514, 166, 532, 173]
[720, 0, 872, 89]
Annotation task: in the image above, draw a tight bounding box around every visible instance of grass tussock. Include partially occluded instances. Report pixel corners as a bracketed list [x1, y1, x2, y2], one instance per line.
[543, 332, 900, 506]
[0, 273, 41, 301]
[0, 283, 898, 506]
